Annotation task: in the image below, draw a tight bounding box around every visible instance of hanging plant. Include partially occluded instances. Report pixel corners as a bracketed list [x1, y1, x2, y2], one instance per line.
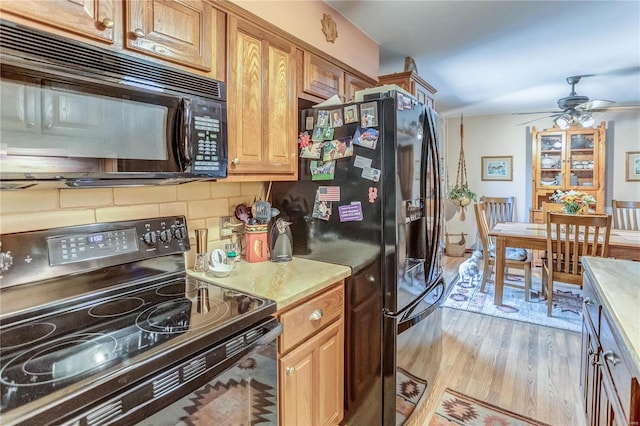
[449, 114, 476, 220]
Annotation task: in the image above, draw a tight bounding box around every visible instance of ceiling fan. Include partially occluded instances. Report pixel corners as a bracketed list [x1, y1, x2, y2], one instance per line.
[516, 75, 632, 127]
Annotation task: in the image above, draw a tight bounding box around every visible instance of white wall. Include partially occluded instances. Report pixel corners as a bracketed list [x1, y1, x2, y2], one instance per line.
[444, 110, 640, 249]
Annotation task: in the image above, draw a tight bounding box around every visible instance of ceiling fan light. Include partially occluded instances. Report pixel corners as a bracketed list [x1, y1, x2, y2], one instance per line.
[555, 113, 572, 129]
[579, 113, 595, 127]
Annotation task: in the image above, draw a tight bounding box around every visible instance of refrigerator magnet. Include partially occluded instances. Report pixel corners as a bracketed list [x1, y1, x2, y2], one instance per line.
[368, 187, 378, 203]
[318, 186, 341, 201]
[353, 155, 372, 169]
[396, 93, 412, 110]
[322, 127, 335, 140]
[361, 166, 381, 182]
[317, 110, 329, 127]
[359, 102, 378, 127]
[344, 105, 358, 124]
[353, 127, 379, 150]
[311, 126, 325, 142]
[310, 160, 336, 181]
[300, 142, 322, 159]
[322, 137, 353, 161]
[305, 116, 314, 130]
[298, 131, 311, 148]
[338, 202, 363, 222]
[330, 109, 343, 128]
[312, 198, 332, 221]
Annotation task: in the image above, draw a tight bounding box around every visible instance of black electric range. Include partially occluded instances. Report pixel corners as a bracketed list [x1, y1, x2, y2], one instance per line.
[0, 216, 277, 425]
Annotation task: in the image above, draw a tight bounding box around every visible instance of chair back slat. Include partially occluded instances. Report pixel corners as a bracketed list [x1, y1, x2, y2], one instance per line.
[545, 213, 612, 283]
[480, 196, 515, 229]
[612, 200, 640, 230]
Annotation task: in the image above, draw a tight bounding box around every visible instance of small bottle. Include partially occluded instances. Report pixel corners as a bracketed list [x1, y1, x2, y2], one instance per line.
[225, 243, 237, 266]
[232, 242, 241, 263]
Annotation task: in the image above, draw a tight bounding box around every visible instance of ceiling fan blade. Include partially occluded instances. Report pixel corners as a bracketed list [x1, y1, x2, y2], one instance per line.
[589, 104, 640, 112]
[578, 99, 616, 110]
[517, 114, 560, 126]
[512, 110, 562, 115]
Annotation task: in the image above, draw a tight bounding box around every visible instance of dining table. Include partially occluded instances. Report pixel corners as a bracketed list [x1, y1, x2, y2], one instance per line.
[489, 222, 640, 305]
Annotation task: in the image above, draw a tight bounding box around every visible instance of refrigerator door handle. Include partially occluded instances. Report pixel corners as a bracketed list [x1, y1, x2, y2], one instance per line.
[397, 277, 445, 334]
[383, 274, 444, 319]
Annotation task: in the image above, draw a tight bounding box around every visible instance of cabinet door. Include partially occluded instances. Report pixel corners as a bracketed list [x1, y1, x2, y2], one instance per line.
[280, 320, 344, 426]
[0, 0, 116, 43]
[125, 0, 213, 71]
[344, 73, 370, 103]
[566, 130, 598, 189]
[581, 320, 600, 426]
[302, 52, 344, 100]
[227, 17, 297, 177]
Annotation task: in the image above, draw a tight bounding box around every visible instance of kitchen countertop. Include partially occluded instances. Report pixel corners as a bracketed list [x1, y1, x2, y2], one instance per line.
[188, 257, 351, 311]
[582, 257, 640, 374]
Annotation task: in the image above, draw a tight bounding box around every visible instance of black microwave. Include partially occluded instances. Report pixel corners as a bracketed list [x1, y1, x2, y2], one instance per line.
[0, 20, 227, 189]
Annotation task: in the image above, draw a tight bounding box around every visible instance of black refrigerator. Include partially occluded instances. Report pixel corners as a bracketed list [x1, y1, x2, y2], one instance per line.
[271, 90, 444, 425]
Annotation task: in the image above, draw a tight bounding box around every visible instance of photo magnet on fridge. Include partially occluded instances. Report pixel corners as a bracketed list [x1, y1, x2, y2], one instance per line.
[330, 109, 343, 128]
[311, 126, 326, 142]
[359, 102, 378, 127]
[353, 127, 379, 150]
[322, 127, 335, 140]
[361, 166, 381, 182]
[344, 105, 358, 124]
[323, 137, 353, 161]
[312, 190, 332, 221]
[305, 116, 314, 130]
[310, 160, 336, 180]
[317, 110, 329, 127]
[300, 142, 323, 159]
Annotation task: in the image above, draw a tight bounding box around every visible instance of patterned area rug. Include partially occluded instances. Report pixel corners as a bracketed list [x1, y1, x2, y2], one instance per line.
[428, 388, 550, 425]
[396, 367, 428, 426]
[442, 271, 583, 332]
[137, 344, 277, 426]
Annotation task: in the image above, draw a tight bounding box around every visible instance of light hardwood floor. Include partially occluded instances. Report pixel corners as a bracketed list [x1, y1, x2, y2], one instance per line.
[407, 254, 586, 426]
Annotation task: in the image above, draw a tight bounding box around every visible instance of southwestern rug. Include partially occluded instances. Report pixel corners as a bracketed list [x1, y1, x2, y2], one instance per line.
[428, 388, 550, 426]
[396, 367, 428, 426]
[442, 271, 583, 332]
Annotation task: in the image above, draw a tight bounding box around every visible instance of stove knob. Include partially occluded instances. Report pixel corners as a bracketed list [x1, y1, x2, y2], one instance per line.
[173, 225, 187, 240]
[143, 231, 157, 245]
[159, 229, 172, 243]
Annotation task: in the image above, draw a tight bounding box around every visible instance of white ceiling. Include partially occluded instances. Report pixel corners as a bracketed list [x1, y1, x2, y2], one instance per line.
[325, 0, 640, 118]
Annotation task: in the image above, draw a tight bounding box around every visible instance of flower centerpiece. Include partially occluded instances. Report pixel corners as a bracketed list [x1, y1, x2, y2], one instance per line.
[550, 190, 596, 214]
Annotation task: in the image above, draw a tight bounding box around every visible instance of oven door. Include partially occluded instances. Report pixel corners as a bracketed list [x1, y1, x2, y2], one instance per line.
[64, 317, 282, 426]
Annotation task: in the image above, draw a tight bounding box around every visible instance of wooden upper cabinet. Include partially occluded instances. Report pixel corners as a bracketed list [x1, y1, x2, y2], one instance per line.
[227, 16, 297, 178]
[299, 51, 376, 103]
[125, 0, 214, 71]
[0, 0, 117, 44]
[378, 71, 437, 109]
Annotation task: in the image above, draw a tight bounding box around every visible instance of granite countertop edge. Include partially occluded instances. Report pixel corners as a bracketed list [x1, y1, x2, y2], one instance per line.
[583, 256, 640, 376]
[187, 256, 352, 312]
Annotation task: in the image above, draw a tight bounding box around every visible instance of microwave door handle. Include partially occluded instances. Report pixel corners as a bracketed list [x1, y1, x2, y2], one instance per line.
[176, 98, 192, 168]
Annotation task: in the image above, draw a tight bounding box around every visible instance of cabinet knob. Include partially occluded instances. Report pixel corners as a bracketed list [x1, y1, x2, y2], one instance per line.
[583, 297, 594, 306]
[102, 18, 114, 29]
[309, 309, 323, 321]
[133, 28, 146, 39]
[231, 158, 240, 166]
[286, 367, 295, 375]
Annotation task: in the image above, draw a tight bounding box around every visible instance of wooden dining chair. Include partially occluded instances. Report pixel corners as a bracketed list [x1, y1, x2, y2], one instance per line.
[541, 202, 565, 221]
[480, 196, 515, 229]
[474, 202, 532, 301]
[543, 212, 611, 316]
[611, 200, 640, 230]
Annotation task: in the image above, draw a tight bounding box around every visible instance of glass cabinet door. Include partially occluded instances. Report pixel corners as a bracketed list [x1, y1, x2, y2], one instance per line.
[538, 133, 564, 188]
[567, 131, 596, 189]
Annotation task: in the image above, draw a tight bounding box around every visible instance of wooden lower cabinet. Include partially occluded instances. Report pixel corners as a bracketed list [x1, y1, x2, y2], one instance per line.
[277, 282, 345, 426]
[580, 272, 639, 426]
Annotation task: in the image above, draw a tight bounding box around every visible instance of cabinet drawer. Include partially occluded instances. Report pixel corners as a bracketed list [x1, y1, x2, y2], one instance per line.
[600, 312, 633, 420]
[279, 284, 344, 354]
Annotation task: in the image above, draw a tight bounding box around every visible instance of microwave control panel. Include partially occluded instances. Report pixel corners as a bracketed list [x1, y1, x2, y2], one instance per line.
[191, 101, 225, 176]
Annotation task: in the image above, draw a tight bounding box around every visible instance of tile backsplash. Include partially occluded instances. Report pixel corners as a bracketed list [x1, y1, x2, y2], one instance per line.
[0, 181, 266, 267]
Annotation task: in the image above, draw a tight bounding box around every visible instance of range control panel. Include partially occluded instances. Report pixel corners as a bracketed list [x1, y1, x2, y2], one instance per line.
[0, 216, 190, 288]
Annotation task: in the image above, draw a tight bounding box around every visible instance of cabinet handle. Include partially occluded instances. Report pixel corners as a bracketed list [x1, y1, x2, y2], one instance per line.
[231, 158, 240, 166]
[583, 297, 594, 306]
[602, 349, 619, 366]
[309, 309, 323, 321]
[102, 18, 114, 29]
[286, 367, 295, 375]
[133, 28, 146, 39]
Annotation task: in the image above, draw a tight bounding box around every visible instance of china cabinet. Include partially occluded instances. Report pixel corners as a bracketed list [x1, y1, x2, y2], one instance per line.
[530, 122, 606, 223]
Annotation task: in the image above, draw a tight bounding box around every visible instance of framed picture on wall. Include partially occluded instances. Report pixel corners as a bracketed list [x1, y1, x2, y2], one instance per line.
[626, 151, 640, 181]
[481, 156, 513, 181]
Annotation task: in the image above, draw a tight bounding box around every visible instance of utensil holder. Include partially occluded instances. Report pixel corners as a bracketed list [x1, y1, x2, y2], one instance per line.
[245, 224, 268, 263]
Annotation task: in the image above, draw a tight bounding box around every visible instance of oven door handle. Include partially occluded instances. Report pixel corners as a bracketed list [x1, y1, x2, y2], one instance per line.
[256, 321, 283, 346]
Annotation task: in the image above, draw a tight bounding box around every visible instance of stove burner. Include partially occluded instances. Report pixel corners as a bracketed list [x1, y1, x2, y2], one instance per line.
[1, 322, 56, 351]
[88, 297, 146, 317]
[157, 282, 191, 297]
[0, 333, 118, 387]
[136, 299, 193, 334]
